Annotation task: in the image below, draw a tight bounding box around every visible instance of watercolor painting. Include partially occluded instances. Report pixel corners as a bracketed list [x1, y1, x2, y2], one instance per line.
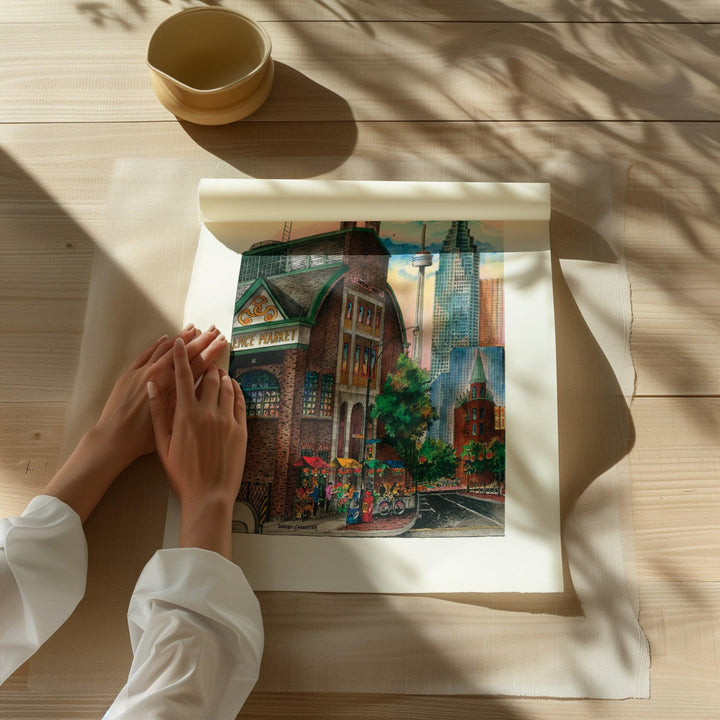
[228, 220, 506, 538]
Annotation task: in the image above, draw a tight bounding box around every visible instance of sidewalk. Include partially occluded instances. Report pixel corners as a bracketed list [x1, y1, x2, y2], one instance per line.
[337, 508, 418, 536]
[262, 508, 419, 537]
[458, 491, 505, 503]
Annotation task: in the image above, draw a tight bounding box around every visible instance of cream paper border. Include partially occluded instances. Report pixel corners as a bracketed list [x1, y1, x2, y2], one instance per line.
[168, 180, 561, 593]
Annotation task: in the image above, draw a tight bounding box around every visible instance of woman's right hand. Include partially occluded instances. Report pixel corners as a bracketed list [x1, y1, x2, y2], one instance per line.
[148, 338, 247, 559]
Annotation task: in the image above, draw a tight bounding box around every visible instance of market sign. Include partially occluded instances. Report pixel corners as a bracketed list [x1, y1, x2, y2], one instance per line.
[232, 323, 310, 352]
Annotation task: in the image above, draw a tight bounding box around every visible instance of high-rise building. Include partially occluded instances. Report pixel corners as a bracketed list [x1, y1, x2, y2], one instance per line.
[478, 277, 505, 347]
[430, 221, 480, 381]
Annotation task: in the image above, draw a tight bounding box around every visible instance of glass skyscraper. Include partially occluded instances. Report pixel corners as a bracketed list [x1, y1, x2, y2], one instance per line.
[429, 221, 480, 381]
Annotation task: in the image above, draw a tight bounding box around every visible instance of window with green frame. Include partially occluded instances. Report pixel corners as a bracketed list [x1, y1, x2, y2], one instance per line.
[302, 371, 319, 415]
[239, 370, 280, 417]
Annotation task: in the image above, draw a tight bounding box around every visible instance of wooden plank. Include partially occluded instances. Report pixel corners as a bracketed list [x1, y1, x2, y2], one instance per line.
[0, 333, 81, 403]
[3, 0, 720, 24]
[1, 22, 719, 122]
[0, 581, 716, 718]
[2, 121, 718, 396]
[629, 397, 720, 582]
[0, 402, 65, 516]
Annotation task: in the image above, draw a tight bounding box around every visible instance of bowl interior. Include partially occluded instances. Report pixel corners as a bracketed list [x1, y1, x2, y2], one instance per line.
[148, 10, 269, 91]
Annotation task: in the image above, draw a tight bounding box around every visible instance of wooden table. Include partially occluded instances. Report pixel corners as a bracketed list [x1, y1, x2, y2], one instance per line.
[1, 2, 718, 718]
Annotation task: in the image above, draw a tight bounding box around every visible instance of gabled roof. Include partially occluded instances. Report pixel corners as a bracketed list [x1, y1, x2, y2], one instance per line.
[235, 266, 347, 325]
[234, 277, 292, 320]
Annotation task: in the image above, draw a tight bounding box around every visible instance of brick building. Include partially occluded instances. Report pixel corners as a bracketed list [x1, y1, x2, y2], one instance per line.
[453, 352, 505, 454]
[228, 223, 406, 519]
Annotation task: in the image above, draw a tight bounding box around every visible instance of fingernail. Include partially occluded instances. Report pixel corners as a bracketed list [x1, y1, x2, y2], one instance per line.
[208, 324, 216, 332]
[158, 334, 168, 342]
[217, 334, 226, 343]
[147, 381, 157, 399]
[174, 337, 184, 349]
[183, 322, 194, 331]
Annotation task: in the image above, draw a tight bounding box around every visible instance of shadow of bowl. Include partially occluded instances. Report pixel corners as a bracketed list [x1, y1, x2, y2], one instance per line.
[180, 61, 358, 178]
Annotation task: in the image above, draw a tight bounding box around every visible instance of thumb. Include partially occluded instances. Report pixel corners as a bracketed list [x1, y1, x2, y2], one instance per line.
[147, 381, 171, 460]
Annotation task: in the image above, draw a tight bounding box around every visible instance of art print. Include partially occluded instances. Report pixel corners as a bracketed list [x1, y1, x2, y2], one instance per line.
[227, 220, 506, 539]
[174, 179, 560, 593]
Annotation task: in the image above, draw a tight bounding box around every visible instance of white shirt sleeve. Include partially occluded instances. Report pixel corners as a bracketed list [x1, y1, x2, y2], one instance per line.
[0, 495, 88, 685]
[103, 547, 264, 720]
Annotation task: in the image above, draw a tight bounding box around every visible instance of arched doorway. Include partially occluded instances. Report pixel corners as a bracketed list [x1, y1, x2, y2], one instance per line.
[337, 401, 348, 458]
[349, 402, 364, 461]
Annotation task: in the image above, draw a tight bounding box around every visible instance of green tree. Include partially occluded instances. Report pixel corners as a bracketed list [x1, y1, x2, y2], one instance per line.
[461, 440, 487, 475]
[371, 354, 437, 487]
[489, 441, 505, 486]
[416, 439, 458, 486]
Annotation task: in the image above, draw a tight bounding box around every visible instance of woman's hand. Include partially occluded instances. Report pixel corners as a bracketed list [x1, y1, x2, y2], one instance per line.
[148, 338, 247, 559]
[43, 326, 227, 523]
[96, 326, 227, 469]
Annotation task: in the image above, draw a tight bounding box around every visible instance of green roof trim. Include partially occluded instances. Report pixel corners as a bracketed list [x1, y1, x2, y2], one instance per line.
[305, 265, 348, 322]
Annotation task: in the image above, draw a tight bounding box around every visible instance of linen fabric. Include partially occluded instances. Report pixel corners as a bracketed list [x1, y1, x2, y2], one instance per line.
[43, 158, 648, 698]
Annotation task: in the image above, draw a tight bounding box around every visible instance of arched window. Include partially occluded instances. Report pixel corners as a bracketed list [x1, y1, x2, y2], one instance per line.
[349, 403, 365, 461]
[239, 370, 280, 417]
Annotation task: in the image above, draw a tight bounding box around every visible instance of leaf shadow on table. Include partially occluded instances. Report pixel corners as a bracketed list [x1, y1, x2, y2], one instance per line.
[180, 62, 358, 178]
[5, 0, 720, 710]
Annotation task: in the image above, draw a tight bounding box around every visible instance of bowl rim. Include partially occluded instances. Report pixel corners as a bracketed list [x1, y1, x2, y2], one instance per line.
[146, 6, 273, 95]
[151, 58, 275, 125]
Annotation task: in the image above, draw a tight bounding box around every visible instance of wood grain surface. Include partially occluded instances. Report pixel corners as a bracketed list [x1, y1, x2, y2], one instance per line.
[1, 1, 718, 718]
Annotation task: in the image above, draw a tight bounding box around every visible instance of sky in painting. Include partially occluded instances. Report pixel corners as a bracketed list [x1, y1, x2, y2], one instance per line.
[233, 221, 504, 370]
[379, 221, 504, 368]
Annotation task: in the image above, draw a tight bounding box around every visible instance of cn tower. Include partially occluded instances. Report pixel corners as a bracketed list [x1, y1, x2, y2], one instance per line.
[411, 222, 433, 366]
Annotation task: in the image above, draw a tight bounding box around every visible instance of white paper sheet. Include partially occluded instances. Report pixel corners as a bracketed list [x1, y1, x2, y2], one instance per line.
[168, 180, 561, 594]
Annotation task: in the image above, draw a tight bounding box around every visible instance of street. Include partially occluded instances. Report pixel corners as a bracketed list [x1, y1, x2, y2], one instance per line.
[401, 491, 505, 537]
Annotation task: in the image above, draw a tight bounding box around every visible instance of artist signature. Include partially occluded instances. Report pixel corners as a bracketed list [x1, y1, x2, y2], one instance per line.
[277, 523, 319, 531]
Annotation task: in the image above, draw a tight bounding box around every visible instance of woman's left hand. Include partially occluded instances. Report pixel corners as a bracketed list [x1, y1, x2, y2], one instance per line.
[95, 325, 227, 470]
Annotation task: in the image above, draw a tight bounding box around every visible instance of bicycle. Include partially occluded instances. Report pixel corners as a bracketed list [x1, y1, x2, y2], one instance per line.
[377, 493, 406, 517]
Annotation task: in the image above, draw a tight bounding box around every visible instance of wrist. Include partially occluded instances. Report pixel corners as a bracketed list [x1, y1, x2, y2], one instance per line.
[86, 420, 135, 473]
[179, 494, 235, 559]
[43, 423, 132, 523]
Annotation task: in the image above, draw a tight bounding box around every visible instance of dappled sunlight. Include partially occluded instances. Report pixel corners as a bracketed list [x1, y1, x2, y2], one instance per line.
[2, 0, 717, 710]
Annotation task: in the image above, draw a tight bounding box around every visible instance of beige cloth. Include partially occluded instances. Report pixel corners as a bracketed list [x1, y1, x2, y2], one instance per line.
[32, 158, 648, 698]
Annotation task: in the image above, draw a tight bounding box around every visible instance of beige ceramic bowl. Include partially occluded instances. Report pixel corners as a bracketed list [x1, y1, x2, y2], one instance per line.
[147, 7, 273, 125]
